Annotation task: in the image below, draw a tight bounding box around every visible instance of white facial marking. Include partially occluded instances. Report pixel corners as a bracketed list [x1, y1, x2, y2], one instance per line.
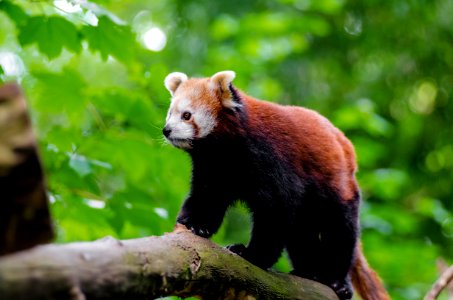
[177, 98, 190, 112]
[164, 94, 217, 149]
[193, 107, 216, 137]
[166, 98, 194, 138]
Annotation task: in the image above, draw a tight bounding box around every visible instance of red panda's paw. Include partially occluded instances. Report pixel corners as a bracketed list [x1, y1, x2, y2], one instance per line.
[185, 223, 212, 238]
[176, 216, 213, 238]
[226, 243, 247, 257]
[327, 279, 353, 300]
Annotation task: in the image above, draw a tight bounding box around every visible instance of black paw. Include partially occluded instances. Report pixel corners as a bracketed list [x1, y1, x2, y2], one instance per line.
[189, 225, 211, 237]
[177, 217, 213, 238]
[226, 243, 247, 257]
[329, 280, 353, 300]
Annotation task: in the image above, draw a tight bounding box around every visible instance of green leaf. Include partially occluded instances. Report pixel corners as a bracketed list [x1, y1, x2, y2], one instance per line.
[90, 88, 159, 132]
[69, 154, 92, 177]
[0, 0, 28, 26]
[32, 68, 86, 111]
[18, 16, 81, 59]
[81, 16, 135, 63]
[31, 68, 88, 127]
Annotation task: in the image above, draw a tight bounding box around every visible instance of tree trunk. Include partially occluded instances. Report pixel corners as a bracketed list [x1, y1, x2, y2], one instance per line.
[0, 83, 54, 256]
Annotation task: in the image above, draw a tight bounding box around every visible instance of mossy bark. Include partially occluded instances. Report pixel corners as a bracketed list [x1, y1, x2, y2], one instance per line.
[0, 229, 338, 300]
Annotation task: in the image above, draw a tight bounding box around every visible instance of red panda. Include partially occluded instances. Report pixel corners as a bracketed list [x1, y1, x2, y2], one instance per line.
[163, 70, 390, 300]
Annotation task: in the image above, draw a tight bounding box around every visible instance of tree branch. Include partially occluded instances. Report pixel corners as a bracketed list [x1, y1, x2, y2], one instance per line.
[0, 228, 338, 300]
[425, 263, 453, 300]
[436, 259, 453, 300]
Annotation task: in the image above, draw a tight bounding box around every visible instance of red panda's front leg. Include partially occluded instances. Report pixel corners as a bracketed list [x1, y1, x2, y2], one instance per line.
[177, 196, 229, 238]
[176, 173, 234, 238]
[176, 151, 239, 238]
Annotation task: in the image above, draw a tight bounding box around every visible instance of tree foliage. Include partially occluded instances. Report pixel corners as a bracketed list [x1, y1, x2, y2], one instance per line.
[0, 0, 452, 299]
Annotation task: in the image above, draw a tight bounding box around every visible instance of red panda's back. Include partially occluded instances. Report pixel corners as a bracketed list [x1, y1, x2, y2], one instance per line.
[244, 96, 359, 202]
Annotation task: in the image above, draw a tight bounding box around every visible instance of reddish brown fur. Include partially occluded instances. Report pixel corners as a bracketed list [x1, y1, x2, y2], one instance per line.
[177, 78, 224, 115]
[351, 243, 391, 300]
[238, 94, 359, 202]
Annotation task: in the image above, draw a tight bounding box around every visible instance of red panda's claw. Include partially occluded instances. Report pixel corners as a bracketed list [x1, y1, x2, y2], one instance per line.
[329, 280, 353, 300]
[187, 225, 211, 238]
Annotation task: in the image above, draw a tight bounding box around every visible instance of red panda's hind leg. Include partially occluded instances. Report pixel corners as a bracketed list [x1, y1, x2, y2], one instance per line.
[288, 192, 359, 300]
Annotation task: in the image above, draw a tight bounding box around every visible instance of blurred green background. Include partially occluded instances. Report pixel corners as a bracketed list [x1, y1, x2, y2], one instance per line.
[1, 0, 452, 299]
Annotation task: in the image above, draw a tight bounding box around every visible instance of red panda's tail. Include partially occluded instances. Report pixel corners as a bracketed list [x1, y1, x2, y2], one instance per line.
[351, 243, 391, 300]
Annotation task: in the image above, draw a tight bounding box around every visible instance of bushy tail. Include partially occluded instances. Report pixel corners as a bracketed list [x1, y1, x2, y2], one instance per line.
[351, 243, 391, 300]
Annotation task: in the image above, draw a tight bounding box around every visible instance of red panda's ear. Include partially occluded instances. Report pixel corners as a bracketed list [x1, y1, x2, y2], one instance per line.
[210, 71, 239, 109]
[164, 72, 188, 96]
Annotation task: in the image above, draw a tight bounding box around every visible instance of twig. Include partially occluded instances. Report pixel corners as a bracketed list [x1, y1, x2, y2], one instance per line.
[424, 264, 453, 300]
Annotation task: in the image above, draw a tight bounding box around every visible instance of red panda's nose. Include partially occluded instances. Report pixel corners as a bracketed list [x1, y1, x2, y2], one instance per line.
[163, 126, 172, 138]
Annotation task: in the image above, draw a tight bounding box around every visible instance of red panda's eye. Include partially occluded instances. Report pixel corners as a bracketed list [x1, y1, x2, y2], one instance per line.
[182, 111, 192, 121]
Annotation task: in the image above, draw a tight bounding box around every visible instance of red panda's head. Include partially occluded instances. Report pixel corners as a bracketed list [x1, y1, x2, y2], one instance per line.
[163, 71, 240, 149]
